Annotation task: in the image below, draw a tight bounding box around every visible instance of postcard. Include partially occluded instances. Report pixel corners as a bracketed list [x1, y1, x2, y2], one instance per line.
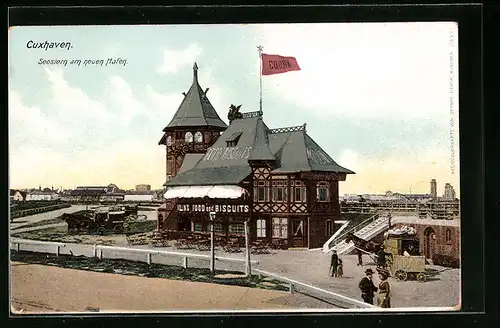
[8, 21, 460, 314]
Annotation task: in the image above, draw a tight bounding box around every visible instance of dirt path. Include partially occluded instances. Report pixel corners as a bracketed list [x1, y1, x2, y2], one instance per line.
[10, 262, 336, 313]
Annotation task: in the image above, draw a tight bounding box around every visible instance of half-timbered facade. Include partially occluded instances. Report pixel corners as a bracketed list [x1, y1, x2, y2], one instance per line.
[158, 64, 354, 249]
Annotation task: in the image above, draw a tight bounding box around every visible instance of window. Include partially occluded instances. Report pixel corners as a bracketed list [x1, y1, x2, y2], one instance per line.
[185, 132, 194, 143]
[272, 181, 287, 202]
[214, 223, 224, 233]
[445, 228, 452, 243]
[255, 181, 266, 202]
[229, 223, 245, 235]
[326, 220, 334, 235]
[316, 182, 330, 202]
[194, 131, 203, 143]
[272, 218, 288, 238]
[193, 222, 204, 232]
[166, 135, 172, 146]
[256, 219, 266, 237]
[226, 132, 242, 147]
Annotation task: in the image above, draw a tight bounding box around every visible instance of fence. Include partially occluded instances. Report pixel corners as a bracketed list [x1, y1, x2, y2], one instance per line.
[10, 203, 71, 220]
[9, 239, 258, 272]
[253, 268, 376, 309]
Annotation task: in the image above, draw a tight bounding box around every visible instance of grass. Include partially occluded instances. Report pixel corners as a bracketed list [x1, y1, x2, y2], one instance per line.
[11, 220, 158, 245]
[11, 250, 289, 292]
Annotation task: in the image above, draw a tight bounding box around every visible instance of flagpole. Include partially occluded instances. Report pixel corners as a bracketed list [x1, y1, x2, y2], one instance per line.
[257, 45, 263, 112]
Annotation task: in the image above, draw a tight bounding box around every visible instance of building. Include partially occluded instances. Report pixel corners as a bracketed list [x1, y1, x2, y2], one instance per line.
[430, 179, 437, 199]
[391, 219, 460, 267]
[10, 190, 27, 202]
[157, 63, 354, 249]
[443, 183, 456, 200]
[124, 194, 155, 202]
[135, 184, 152, 192]
[26, 190, 58, 201]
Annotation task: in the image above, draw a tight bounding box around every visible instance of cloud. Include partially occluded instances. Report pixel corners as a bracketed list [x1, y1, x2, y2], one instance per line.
[256, 22, 457, 121]
[9, 89, 66, 145]
[107, 75, 151, 126]
[156, 43, 203, 74]
[45, 68, 113, 122]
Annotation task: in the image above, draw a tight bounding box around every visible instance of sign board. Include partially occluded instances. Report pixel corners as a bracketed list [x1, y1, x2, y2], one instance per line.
[177, 204, 250, 213]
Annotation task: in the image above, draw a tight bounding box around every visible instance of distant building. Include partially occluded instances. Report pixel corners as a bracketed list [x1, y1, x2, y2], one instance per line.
[135, 184, 151, 192]
[26, 190, 58, 201]
[443, 183, 456, 200]
[10, 190, 27, 202]
[430, 179, 437, 199]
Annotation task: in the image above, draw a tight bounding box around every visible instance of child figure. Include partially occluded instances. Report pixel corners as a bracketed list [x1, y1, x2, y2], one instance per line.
[335, 258, 344, 278]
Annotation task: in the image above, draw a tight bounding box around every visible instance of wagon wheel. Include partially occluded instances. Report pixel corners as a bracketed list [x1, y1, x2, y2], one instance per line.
[96, 227, 106, 235]
[395, 270, 408, 281]
[417, 273, 427, 282]
[113, 224, 124, 233]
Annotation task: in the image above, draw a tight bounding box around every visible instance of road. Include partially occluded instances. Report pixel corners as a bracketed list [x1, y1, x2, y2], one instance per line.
[11, 261, 337, 313]
[9, 206, 461, 310]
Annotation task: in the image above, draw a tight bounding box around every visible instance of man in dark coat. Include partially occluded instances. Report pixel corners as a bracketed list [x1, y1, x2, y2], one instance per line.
[359, 268, 378, 304]
[330, 250, 338, 277]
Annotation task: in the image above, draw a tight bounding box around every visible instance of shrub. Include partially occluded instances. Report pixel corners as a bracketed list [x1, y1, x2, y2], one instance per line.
[432, 254, 460, 268]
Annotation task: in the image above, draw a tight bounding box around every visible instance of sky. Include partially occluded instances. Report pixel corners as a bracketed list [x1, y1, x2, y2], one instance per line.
[8, 22, 460, 196]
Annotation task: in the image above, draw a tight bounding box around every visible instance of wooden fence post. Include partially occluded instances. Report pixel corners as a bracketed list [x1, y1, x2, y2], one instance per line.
[147, 253, 152, 265]
[183, 257, 188, 269]
[93, 244, 97, 258]
[98, 248, 103, 260]
[16, 243, 20, 252]
[56, 245, 60, 256]
[289, 283, 294, 294]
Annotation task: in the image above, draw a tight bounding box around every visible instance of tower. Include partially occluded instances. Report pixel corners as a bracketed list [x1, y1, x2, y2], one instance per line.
[158, 62, 227, 183]
[430, 179, 437, 199]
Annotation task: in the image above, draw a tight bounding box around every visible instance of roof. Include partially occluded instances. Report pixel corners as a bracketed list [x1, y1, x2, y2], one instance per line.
[161, 63, 227, 131]
[70, 189, 106, 196]
[268, 127, 354, 174]
[178, 154, 205, 174]
[165, 111, 353, 187]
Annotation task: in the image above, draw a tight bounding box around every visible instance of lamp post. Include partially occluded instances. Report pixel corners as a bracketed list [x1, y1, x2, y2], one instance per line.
[244, 219, 251, 278]
[209, 211, 215, 273]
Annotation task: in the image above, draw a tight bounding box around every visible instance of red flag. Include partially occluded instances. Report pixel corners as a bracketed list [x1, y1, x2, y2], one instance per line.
[261, 53, 301, 76]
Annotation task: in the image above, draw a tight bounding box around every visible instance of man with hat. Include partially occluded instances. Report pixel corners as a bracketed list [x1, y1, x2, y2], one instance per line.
[358, 268, 378, 304]
[376, 268, 391, 308]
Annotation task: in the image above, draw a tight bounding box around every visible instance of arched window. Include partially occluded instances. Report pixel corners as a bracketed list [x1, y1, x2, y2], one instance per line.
[166, 136, 172, 146]
[446, 228, 452, 243]
[194, 131, 203, 143]
[316, 182, 330, 202]
[185, 132, 193, 143]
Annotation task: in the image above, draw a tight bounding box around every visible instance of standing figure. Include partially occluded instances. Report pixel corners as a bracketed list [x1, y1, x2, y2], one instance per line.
[357, 249, 363, 266]
[358, 268, 378, 304]
[336, 258, 344, 278]
[376, 246, 388, 269]
[330, 250, 338, 277]
[376, 268, 391, 308]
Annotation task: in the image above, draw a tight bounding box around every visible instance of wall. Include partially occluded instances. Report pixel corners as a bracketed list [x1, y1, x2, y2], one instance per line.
[392, 222, 460, 263]
[124, 194, 154, 202]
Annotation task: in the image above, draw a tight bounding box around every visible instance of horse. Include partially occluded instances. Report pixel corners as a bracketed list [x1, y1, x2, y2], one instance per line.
[344, 232, 382, 254]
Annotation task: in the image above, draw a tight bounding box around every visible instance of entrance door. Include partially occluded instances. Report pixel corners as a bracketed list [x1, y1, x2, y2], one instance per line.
[424, 227, 436, 260]
[291, 219, 305, 247]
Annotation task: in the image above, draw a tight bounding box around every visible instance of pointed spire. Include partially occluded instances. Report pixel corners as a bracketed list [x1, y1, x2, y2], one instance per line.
[193, 62, 199, 81]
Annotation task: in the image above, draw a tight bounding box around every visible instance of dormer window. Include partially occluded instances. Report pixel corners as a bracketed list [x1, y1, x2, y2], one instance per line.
[185, 132, 194, 143]
[226, 132, 242, 147]
[194, 131, 203, 143]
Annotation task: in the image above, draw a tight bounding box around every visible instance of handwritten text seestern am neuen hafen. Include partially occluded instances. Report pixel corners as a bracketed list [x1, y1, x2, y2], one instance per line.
[26, 40, 73, 51]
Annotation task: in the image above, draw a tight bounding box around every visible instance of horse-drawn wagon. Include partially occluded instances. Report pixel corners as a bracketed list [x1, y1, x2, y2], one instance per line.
[383, 226, 427, 282]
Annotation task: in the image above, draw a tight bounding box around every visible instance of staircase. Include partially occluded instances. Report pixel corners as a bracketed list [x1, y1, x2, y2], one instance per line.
[325, 215, 389, 255]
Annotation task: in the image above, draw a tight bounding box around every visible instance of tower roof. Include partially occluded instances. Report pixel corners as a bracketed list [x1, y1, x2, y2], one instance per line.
[162, 62, 227, 131]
